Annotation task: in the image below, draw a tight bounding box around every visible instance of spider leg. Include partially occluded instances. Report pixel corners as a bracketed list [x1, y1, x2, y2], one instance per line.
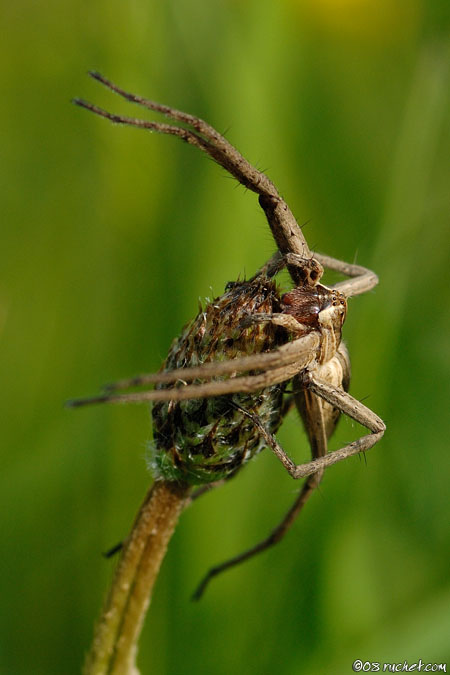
[192, 471, 322, 600]
[259, 375, 385, 479]
[250, 251, 324, 287]
[104, 478, 227, 561]
[190, 480, 227, 502]
[240, 312, 309, 334]
[192, 376, 384, 598]
[78, 72, 278, 198]
[280, 393, 296, 418]
[313, 252, 379, 297]
[192, 389, 328, 600]
[249, 251, 285, 280]
[103, 541, 124, 559]
[74, 73, 311, 284]
[67, 333, 320, 407]
[69, 333, 319, 402]
[68, 364, 302, 408]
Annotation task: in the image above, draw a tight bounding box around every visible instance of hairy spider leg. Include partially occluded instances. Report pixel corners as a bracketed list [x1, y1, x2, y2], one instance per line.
[192, 388, 327, 599]
[192, 372, 385, 597]
[67, 333, 320, 407]
[74, 73, 312, 284]
[313, 253, 379, 297]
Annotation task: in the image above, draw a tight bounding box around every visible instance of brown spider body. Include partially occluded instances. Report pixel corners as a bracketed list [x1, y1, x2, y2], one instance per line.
[150, 274, 348, 485]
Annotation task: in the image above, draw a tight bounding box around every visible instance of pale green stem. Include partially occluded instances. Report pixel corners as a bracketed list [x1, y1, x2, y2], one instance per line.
[83, 480, 191, 675]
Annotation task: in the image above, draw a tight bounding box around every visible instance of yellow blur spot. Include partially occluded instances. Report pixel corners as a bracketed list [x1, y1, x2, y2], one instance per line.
[286, 0, 421, 44]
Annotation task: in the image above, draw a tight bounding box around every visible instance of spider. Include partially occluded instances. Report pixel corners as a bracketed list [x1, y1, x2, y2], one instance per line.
[72, 73, 385, 604]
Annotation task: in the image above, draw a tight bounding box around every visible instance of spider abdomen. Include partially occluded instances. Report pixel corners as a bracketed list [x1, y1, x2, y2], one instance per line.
[150, 277, 289, 485]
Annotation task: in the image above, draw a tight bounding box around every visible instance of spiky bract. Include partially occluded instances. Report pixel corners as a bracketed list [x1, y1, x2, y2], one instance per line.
[150, 276, 289, 484]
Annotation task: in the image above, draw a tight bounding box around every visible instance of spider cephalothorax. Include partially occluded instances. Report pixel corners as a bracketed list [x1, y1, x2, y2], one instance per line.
[282, 284, 347, 363]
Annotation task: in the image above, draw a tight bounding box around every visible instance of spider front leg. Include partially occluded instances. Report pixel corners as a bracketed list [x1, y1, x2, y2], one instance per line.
[67, 333, 320, 407]
[75, 73, 314, 286]
[314, 252, 379, 297]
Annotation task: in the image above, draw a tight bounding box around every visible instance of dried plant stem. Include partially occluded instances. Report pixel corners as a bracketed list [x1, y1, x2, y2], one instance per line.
[84, 480, 191, 675]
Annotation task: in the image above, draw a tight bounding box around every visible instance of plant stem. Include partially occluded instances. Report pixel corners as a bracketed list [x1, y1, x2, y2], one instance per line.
[83, 480, 191, 675]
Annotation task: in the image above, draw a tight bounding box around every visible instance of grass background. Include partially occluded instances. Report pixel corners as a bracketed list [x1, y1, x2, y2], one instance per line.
[1, 0, 449, 673]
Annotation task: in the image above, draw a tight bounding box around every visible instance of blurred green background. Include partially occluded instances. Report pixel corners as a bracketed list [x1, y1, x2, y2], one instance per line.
[1, 0, 449, 673]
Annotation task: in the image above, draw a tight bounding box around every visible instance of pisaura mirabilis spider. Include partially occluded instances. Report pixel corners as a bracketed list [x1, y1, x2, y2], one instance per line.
[71, 72, 385, 675]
